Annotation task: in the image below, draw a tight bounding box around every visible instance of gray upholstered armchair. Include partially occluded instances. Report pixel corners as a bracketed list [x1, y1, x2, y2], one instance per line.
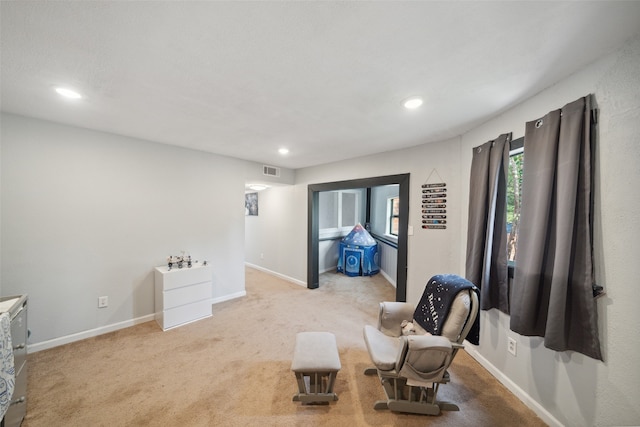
[363, 274, 479, 415]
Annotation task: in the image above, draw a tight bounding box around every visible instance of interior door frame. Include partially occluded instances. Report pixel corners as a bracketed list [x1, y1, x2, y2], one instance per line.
[307, 173, 409, 302]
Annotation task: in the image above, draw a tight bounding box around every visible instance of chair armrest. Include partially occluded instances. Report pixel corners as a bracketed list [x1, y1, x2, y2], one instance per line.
[404, 334, 452, 352]
[398, 335, 453, 385]
[378, 302, 415, 337]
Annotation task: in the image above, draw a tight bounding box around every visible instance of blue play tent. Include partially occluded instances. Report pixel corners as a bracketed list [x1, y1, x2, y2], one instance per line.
[337, 223, 379, 276]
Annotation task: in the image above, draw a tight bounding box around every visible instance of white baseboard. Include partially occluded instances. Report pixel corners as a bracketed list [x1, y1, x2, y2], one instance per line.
[245, 262, 307, 287]
[29, 292, 248, 354]
[250, 262, 394, 289]
[464, 343, 562, 427]
[29, 313, 156, 353]
[379, 269, 397, 288]
[211, 291, 246, 304]
[312, 264, 396, 288]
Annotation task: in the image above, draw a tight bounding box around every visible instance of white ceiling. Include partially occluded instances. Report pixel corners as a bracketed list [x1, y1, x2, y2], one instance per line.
[2, 1, 640, 170]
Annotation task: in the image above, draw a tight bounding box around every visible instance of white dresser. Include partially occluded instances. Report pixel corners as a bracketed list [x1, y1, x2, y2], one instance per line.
[154, 263, 212, 330]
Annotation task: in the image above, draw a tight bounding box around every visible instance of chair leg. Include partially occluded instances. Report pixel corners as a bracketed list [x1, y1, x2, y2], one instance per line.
[437, 401, 460, 412]
[364, 370, 461, 415]
[430, 381, 460, 411]
[373, 400, 389, 410]
[387, 399, 441, 415]
[363, 367, 377, 376]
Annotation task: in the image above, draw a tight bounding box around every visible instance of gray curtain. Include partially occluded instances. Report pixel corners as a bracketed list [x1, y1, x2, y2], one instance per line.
[466, 133, 511, 319]
[510, 95, 602, 361]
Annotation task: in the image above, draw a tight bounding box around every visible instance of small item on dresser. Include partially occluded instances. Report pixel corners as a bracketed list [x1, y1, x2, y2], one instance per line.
[167, 251, 194, 269]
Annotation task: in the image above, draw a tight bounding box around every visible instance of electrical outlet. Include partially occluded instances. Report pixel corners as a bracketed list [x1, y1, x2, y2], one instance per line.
[508, 337, 517, 356]
[98, 296, 109, 308]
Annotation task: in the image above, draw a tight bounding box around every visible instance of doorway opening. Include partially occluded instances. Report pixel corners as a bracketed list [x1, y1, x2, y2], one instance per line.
[307, 174, 409, 302]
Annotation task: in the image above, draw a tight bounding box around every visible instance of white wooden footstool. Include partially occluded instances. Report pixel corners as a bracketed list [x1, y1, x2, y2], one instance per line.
[291, 332, 341, 404]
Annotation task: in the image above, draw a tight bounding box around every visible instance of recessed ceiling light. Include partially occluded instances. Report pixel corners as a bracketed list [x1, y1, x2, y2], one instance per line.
[278, 148, 289, 155]
[403, 96, 423, 109]
[55, 87, 82, 99]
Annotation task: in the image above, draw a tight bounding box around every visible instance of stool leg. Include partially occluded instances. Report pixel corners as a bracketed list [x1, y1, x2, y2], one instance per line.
[295, 373, 307, 393]
[326, 372, 336, 394]
[327, 372, 338, 401]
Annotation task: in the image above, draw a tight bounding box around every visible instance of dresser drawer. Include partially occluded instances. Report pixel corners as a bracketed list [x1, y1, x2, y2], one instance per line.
[163, 281, 211, 310]
[156, 265, 212, 291]
[162, 299, 212, 330]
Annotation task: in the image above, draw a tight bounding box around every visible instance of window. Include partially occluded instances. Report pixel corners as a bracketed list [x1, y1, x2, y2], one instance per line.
[507, 140, 524, 263]
[319, 190, 361, 239]
[341, 192, 357, 229]
[387, 196, 400, 236]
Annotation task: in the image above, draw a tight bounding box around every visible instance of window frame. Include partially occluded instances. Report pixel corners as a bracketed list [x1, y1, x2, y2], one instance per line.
[318, 189, 362, 239]
[386, 196, 400, 238]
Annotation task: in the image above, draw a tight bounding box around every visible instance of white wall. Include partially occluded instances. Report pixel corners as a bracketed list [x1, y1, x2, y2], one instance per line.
[375, 240, 397, 288]
[370, 184, 399, 237]
[318, 239, 340, 273]
[0, 114, 261, 349]
[370, 184, 399, 285]
[244, 35, 640, 427]
[243, 184, 307, 285]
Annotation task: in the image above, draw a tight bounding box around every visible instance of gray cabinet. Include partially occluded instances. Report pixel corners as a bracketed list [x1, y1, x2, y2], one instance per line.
[1, 295, 28, 427]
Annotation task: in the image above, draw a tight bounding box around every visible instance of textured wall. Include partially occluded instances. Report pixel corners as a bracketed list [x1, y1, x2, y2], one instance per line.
[458, 35, 640, 427]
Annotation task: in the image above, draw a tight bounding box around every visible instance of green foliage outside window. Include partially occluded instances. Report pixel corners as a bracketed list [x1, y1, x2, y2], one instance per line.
[507, 151, 524, 262]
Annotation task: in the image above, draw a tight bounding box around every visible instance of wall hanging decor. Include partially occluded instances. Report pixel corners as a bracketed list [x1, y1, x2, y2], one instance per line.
[245, 192, 258, 216]
[422, 169, 447, 230]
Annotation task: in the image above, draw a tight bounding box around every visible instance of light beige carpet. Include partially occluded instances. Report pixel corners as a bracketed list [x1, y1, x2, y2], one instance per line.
[23, 267, 546, 426]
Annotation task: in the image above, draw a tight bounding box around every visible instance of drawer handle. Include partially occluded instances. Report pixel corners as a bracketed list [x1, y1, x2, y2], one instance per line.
[11, 396, 25, 405]
[13, 343, 25, 350]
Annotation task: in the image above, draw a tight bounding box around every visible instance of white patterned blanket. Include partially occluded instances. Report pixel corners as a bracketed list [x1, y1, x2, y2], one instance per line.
[0, 312, 15, 419]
